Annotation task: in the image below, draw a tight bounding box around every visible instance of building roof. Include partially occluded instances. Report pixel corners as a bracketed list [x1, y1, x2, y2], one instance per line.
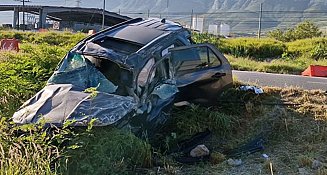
[0, 5, 131, 26]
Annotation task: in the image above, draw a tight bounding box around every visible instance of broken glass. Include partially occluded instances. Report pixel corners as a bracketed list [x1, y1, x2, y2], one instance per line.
[48, 52, 118, 94]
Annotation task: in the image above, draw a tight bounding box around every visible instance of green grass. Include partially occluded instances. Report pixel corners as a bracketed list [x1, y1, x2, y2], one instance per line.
[0, 43, 67, 116]
[63, 127, 152, 175]
[0, 30, 86, 48]
[193, 33, 327, 74]
[193, 33, 286, 60]
[227, 54, 327, 74]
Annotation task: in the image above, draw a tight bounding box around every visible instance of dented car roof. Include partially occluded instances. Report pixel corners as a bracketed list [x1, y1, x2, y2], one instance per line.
[74, 18, 191, 70]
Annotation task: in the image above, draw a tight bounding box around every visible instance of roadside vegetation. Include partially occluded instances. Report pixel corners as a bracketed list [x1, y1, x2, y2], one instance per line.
[267, 21, 322, 42]
[193, 21, 327, 74]
[0, 29, 326, 174]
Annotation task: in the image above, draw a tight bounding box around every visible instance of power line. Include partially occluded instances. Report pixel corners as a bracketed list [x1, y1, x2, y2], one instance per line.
[120, 11, 327, 15]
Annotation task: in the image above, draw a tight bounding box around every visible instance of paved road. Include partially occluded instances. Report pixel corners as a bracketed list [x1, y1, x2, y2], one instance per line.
[233, 70, 327, 91]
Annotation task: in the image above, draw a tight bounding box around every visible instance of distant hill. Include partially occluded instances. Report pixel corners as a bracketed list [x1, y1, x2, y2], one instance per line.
[107, 0, 327, 13]
[106, 0, 327, 34]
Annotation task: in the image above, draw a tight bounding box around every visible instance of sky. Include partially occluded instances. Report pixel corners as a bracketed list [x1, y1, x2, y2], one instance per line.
[0, 0, 112, 24]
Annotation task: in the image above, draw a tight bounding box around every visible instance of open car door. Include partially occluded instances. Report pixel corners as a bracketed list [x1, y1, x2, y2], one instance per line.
[170, 43, 232, 103]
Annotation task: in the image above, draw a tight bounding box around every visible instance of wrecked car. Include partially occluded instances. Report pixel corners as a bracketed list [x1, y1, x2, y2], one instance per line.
[12, 18, 232, 135]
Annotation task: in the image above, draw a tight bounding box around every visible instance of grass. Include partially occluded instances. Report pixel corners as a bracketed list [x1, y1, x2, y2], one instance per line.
[63, 127, 152, 175]
[193, 33, 327, 75]
[175, 86, 327, 174]
[0, 30, 326, 174]
[227, 54, 327, 74]
[0, 120, 67, 175]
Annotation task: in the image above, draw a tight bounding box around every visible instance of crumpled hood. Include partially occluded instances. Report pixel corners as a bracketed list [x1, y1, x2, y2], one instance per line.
[12, 84, 137, 126]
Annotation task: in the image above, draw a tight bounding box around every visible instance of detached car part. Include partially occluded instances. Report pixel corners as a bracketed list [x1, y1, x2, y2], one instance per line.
[13, 18, 232, 135]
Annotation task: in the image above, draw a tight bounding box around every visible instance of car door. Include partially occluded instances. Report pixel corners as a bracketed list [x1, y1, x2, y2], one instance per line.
[170, 43, 232, 103]
[130, 54, 178, 136]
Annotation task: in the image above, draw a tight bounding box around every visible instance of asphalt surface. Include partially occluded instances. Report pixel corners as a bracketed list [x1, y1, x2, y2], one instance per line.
[233, 70, 327, 91]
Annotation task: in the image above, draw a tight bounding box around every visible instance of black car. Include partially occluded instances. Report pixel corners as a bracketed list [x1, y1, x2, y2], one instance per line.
[13, 18, 232, 134]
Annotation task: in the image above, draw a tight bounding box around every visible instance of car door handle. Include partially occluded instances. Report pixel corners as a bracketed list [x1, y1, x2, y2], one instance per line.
[211, 72, 226, 79]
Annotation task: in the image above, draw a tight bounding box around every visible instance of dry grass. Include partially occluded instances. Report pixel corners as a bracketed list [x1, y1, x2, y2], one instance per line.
[0, 141, 57, 175]
[0, 121, 65, 175]
[174, 86, 327, 174]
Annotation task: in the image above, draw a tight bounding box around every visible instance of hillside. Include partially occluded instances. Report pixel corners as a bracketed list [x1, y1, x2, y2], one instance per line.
[109, 0, 327, 13]
[107, 0, 327, 34]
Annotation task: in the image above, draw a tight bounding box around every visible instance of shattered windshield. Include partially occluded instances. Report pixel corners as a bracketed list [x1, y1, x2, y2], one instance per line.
[48, 52, 118, 94]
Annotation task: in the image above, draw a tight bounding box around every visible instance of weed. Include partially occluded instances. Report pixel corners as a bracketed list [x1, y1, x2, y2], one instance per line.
[317, 168, 327, 175]
[210, 152, 226, 164]
[298, 155, 313, 167]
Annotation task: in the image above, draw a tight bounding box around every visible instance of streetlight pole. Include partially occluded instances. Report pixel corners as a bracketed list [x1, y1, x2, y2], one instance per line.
[102, 0, 105, 29]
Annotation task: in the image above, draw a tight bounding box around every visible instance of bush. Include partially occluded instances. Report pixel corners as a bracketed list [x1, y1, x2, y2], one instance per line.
[219, 38, 285, 60]
[310, 40, 327, 60]
[285, 38, 327, 60]
[0, 43, 67, 116]
[268, 21, 322, 42]
[193, 33, 285, 60]
[192, 32, 221, 46]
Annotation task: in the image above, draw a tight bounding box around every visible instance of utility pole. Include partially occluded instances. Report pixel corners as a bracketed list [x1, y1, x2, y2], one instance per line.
[76, 0, 81, 7]
[102, 0, 105, 29]
[258, 3, 263, 39]
[14, 0, 30, 31]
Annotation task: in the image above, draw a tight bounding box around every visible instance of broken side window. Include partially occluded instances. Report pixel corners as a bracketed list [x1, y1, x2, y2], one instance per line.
[138, 58, 156, 87]
[161, 44, 174, 57]
[85, 55, 132, 96]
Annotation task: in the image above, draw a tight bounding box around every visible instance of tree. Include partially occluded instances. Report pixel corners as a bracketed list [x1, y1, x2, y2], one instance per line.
[293, 21, 322, 40]
[268, 21, 322, 42]
[267, 29, 284, 41]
